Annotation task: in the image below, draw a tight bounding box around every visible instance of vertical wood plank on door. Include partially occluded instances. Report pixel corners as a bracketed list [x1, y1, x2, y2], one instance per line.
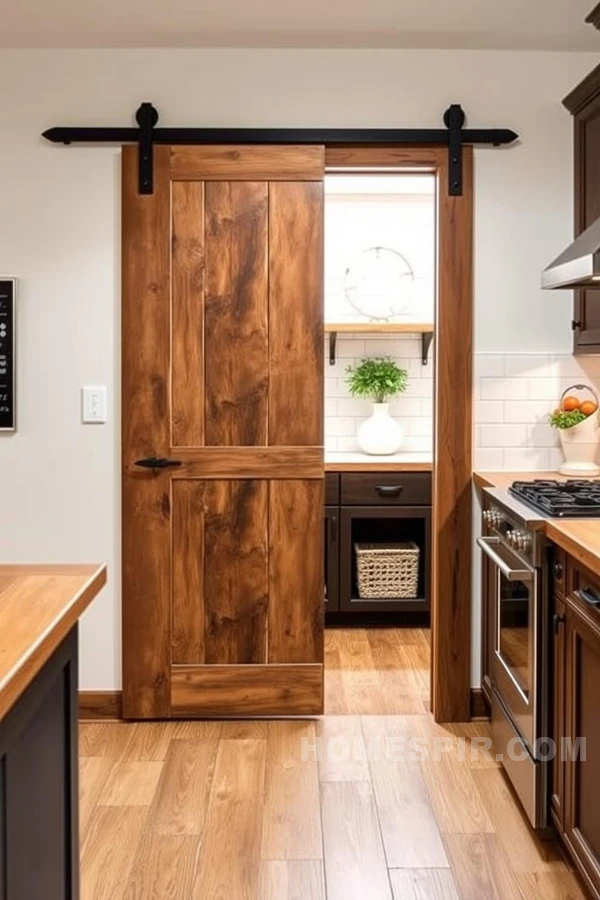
[171, 181, 205, 448]
[269, 181, 324, 447]
[204, 481, 268, 664]
[172, 482, 205, 664]
[268, 480, 324, 666]
[204, 181, 268, 446]
[122, 145, 172, 719]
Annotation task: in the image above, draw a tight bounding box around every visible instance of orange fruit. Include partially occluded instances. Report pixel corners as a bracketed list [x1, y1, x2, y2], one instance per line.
[562, 396, 581, 412]
[580, 400, 598, 417]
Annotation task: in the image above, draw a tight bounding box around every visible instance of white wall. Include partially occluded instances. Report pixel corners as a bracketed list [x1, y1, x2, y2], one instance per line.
[0, 48, 595, 689]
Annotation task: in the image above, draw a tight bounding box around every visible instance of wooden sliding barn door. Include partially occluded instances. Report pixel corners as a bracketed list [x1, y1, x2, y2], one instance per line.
[122, 145, 325, 719]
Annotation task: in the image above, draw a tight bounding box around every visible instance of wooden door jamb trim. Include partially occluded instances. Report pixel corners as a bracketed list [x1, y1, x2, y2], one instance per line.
[326, 145, 473, 723]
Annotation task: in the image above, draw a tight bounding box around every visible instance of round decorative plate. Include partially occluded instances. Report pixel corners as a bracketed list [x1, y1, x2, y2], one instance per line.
[343, 246, 415, 321]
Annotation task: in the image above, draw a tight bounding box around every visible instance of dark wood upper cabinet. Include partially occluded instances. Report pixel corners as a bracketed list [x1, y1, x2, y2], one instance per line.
[564, 65, 600, 353]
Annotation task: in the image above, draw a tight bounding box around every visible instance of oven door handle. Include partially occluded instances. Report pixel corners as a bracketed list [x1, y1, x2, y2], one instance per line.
[476, 536, 533, 582]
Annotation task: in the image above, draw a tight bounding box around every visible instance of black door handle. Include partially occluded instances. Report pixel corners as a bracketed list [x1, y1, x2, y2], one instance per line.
[134, 457, 183, 469]
[376, 485, 403, 497]
[575, 587, 600, 608]
[553, 612, 565, 635]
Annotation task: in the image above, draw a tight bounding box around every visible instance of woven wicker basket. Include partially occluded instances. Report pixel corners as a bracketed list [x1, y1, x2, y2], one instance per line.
[355, 541, 420, 600]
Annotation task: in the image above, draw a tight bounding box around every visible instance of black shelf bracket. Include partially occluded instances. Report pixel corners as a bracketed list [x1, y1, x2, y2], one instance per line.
[444, 104, 466, 196]
[42, 103, 518, 198]
[329, 331, 338, 366]
[421, 332, 434, 366]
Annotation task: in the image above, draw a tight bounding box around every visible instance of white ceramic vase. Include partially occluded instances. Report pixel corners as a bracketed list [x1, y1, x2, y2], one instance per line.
[558, 412, 600, 477]
[357, 403, 404, 456]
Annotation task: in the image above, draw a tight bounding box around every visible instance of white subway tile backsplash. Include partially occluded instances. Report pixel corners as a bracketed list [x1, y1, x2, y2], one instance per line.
[326, 417, 357, 436]
[502, 399, 551, 423]
[474, 352, 600, 472]
[479, 424, 528, 448]
[503, 448, 550, 470]
[326, 346, 599, 472]
[475, 355, 506, 378]
[480, 378, 525, 401]
[526, 379, 562, 401]
[526, 423, 559, 448]
[474, 448, 505, 470]
[503, 355, 553, 378]
[336, 398, 371, 417]
[476, 401, 504, 423]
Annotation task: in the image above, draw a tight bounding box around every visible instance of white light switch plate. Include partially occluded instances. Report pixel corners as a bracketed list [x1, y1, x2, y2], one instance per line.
[82, 386, 107, 423]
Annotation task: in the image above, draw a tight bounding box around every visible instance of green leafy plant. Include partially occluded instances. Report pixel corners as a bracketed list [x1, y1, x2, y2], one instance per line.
[345, 357, 408, 404]
[548, 409, 588, 430]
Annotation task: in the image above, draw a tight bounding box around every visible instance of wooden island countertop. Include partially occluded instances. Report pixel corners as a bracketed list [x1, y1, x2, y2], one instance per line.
[474, 471, 600, 575]
[0, 564, 106, 720]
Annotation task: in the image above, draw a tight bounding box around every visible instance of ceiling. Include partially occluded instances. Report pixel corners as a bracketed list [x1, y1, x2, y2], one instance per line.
[1, 0, 599, 50]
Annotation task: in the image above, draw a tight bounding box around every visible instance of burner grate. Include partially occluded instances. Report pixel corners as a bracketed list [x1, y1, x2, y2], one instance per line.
[509, 480, 600, 517]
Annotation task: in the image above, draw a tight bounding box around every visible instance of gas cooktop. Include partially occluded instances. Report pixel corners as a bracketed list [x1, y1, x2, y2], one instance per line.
[509, 479, 600, 518]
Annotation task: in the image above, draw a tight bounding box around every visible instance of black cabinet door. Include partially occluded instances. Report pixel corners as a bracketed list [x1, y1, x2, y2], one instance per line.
[324, 505, 340, 612]
[564, 596, 600, 896]
[552, 595, 566, 832]
[573, 90, 600, 353]
[0, 628, 79, 900]
[339, 505, 431, 614]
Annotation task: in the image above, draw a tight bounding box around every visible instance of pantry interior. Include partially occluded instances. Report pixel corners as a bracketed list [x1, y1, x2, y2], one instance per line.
[322, 170, 436, 714]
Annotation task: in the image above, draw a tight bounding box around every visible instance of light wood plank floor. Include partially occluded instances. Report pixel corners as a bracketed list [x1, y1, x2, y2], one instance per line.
[80, 629, 584, 899]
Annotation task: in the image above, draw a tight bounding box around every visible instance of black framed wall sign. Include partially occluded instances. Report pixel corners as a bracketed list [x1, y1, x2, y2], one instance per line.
[0, 278, 16, 431]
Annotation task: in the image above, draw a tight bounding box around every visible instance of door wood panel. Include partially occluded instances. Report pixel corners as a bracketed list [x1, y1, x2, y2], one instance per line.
[122, 144, 325, 718]
[268, 480, 324, 663]
[203, 480, 269, 665]
[170, 145, 325, 181]
[171, 181, 205, 448]
[172, 480, 205, 665]
[269, 182, 324, 447]
[205, 181, 269, 446]
[122, 145, 172, 719]
[171, 664, 323, 716]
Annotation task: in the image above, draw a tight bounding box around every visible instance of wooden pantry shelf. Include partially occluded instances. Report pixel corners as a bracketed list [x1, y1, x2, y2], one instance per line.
[324, 322, 434, 366]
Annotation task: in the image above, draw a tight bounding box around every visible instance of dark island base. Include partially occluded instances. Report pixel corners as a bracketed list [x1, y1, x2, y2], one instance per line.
[0, 627, 79, 900]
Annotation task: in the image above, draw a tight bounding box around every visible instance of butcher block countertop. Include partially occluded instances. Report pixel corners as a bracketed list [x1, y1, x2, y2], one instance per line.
[0, 564, 106, 721]
[325, 452, 433, 472]
[474, 471, 600, 575]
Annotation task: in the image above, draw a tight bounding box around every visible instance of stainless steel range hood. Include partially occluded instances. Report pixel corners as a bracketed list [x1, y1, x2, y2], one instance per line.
[542, 218, 600, 290]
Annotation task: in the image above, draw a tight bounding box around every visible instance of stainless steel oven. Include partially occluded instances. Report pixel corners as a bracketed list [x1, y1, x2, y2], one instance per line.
[478, 534, 537, 749]
[477, 489, 550, 830]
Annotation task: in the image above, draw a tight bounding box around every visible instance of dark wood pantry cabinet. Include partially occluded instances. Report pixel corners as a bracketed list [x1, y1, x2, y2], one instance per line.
[564, 65, 600, 353]
[552, 551, 600, 898]
[324, 470, 432, 620]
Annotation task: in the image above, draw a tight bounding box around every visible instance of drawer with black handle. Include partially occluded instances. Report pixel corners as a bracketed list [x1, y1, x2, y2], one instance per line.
[340, 472, 432, 507]
[568, 558, 600, 630]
